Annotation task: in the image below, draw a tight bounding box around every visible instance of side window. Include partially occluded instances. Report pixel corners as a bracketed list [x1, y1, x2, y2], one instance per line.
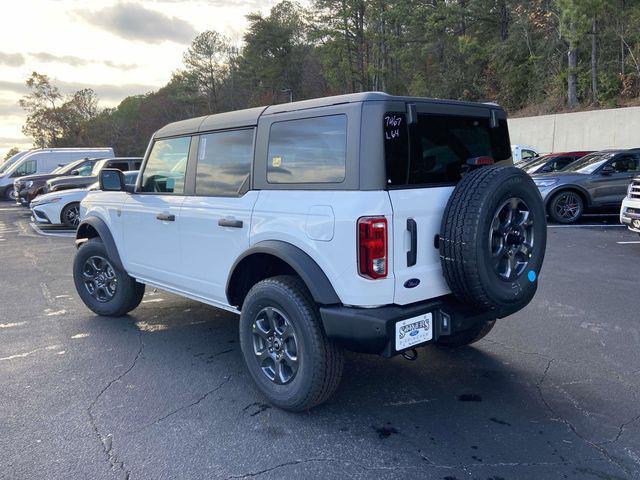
[133, 161, 142, 170]
[522, 149, 536, 159]
[107, 161, 131, 171]
[75, 162, 94, 176]
[139, 136, 191, 193]
[553, 157, 573, 171]
[13, 160, 37, 176]
[611, 155, 638, 173]
[267, 115, 347, 184]
[196, 129, 254, 196]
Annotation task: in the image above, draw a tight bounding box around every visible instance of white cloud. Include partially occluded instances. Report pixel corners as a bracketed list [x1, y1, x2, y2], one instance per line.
[75, 2, 198, 44]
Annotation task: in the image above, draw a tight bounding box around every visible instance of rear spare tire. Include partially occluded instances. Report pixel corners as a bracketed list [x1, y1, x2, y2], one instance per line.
[439, 166, 546, 311]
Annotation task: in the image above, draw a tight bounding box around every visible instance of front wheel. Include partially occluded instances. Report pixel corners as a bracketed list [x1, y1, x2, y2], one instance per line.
[4, 186, 16, 201]
[239, 275, 344, 411]
[549, 191, 584, 224]
[61, 202, 81, 229]
[73, 238, 145, 316]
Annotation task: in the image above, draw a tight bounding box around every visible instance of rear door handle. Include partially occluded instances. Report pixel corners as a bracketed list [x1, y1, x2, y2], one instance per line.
[218, 218, 243, 228]
[156, 213, 175, 222]
[407, 218, 417, 267]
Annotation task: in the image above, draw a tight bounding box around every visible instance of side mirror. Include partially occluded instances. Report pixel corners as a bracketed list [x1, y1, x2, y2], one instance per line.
[71, 169, 79, 176]
[601, 165, 614, 175]
[100, 169, 125, 191]
[540, 165, 552, 173]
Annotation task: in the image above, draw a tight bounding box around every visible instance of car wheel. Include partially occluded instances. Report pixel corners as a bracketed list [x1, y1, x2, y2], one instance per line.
[239, 275, 344, 412]
[4, 186, 16, 201]
[73, 238, 145, 316]
[61, 202, 81, 229]
[435, 320, 495, 348]
[549, 191, 584, 224]
[439, 166, 547, 311]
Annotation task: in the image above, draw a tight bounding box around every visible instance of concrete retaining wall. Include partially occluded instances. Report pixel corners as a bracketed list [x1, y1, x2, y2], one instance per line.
[508, 106, 640, 154]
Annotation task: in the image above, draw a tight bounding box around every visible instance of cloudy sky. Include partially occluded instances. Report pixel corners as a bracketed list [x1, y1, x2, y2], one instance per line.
[0, 0, 279, 157]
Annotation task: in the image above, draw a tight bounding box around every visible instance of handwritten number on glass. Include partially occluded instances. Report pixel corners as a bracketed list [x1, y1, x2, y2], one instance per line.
[384, 115, 402, 140]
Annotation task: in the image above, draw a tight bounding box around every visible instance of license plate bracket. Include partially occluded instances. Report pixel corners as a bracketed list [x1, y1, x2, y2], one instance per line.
[395, 313, 433, 351]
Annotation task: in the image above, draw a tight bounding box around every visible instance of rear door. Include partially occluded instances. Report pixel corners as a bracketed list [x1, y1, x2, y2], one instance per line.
[178, 128, 257, 304]
[385, 103, 512, 305]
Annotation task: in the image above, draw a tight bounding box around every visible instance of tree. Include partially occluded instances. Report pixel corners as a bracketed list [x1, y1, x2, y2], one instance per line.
[183, 31, 230, 113]
[19, 72, 63, 147]
[4, 147, 19, 161]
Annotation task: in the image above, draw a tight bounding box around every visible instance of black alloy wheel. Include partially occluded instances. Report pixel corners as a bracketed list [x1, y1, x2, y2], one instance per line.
[251, 306, 299, 385]
[82, 255, 118, 303]
[62, 203, 81, 229]
[489, 197, 534, 281]
[551, 191, 583, 223]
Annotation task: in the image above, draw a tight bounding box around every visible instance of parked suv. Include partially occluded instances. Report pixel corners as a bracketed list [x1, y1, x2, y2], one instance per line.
[14, 157, 103, 206]
[73, 93, 547, 411]
[45, 157, 141, 193]
[532, 149, 640, 223]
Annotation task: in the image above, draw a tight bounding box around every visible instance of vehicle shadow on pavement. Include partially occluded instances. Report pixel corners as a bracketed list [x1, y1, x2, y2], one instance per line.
[77, 297, 624, 479]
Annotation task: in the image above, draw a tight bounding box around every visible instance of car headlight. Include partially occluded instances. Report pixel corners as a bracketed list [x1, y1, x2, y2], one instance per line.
[533, 178, 559, 188]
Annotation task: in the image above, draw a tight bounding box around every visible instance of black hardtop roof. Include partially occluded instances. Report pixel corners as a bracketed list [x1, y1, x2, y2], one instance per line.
[153, 92, 504, 139]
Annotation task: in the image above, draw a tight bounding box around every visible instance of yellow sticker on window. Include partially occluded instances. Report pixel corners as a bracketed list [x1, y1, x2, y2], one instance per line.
[272, 156, 282, 167]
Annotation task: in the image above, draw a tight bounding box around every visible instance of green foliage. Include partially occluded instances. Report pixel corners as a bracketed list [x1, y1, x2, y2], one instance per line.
[18, 0, 640, 154]
[4, 147, 19, 161]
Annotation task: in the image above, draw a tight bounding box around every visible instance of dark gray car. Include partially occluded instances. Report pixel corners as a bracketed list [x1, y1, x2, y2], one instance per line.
[532, 149, 640, 223]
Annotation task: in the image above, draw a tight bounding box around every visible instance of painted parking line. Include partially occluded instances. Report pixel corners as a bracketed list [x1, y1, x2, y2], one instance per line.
[29, 223, 75, 238]
[548, 224, 626, 228]
[617, 241, 640, 244]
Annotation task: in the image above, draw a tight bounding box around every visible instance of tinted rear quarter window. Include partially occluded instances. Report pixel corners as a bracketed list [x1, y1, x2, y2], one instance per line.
[385, 112, 511, 187]
[196, 129, 254, 196]
[267, 115, 347, 184]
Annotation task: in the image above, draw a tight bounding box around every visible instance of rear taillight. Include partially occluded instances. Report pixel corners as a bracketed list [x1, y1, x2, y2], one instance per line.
[358, 216, 388, 279]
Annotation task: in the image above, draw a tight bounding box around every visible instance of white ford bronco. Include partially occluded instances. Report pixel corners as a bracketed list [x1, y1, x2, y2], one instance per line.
[73, 93, 547, 411]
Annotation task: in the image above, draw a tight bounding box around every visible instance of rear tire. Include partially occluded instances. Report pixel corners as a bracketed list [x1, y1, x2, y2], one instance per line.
[435, 320, 495, 348]
[73, 238, 145, 316]
[239, 275, 343, 412]
[549, 190, 584, 224]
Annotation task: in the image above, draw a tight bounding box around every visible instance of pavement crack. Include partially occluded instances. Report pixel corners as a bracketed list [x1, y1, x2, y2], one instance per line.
[535, 358, 632, 477]
[598, 413, 640, 445]
[132, 375, 233, 433]
[87, 329, 144, 480]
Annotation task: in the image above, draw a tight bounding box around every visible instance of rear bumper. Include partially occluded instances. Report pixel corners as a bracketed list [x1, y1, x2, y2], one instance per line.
[320, 294, 518, 357]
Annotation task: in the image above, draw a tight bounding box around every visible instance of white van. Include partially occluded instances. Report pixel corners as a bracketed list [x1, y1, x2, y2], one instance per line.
[511, 144, 540, 163]
[0, 148, 114, 200]
[0, 150, 29, 175]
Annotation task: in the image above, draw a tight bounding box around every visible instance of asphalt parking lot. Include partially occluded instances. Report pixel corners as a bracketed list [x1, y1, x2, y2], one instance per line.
[1, 204, 639, 480]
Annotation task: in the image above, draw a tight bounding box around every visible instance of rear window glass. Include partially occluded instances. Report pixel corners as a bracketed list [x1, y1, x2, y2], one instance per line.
[385, 112, 511, 186]
[267, 115, 347, 184]
[196, 129, 254, 196]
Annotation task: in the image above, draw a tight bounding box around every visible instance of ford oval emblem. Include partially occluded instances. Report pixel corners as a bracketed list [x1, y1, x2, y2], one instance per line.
[410, 329, 419, 337]
[404, 278, 420, 289]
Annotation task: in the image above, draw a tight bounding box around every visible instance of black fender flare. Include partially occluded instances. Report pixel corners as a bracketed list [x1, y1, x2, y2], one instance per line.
[76, 216, 124, 271]
[226, 240, 341, 306]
